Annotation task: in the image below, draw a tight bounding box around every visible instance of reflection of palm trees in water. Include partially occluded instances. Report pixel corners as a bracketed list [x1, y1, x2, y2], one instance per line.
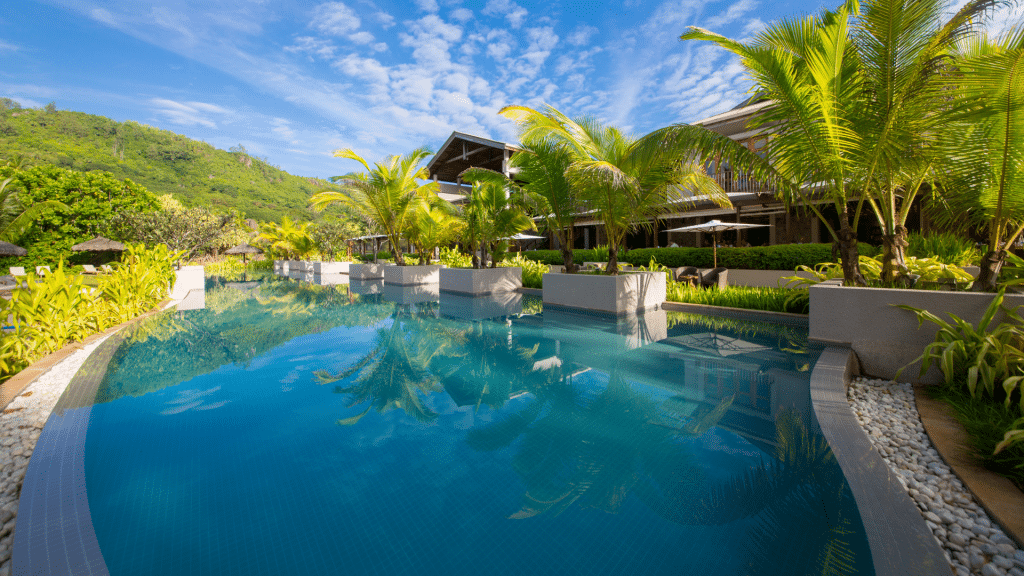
[468, 372, 863, 575]
[315, 305, 458, 424]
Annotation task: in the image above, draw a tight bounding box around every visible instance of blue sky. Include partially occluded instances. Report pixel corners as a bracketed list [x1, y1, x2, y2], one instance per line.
[1, 0, 1018, 179]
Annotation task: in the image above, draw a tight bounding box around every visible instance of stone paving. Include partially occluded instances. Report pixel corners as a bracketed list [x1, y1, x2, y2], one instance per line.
[849, 377, 1024, 576]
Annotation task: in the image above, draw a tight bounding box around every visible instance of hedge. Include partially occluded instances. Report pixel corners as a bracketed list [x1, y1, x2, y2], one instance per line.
[517, 243, 878, 270]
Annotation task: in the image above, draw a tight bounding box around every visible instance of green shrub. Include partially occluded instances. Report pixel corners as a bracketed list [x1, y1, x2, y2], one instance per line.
[0, 243, 182, 381]
[906, 232, 981, 266]
[439, 247, 473, 268]
[499, 254, 547, 289]
[666, 284, 807, 314]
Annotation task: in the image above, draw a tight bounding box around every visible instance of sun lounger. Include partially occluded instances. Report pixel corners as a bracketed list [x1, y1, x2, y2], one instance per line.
[82, 264, 99, 274]
[101, 264, 114, 273]
[9, 267, 26, 277]
[36, 266, 51, 277]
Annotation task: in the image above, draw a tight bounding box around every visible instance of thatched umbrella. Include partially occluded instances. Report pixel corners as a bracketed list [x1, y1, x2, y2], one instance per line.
[224, 243, 263, 263]
[0, 241, 27, 257]
[71, 236, 126, 252]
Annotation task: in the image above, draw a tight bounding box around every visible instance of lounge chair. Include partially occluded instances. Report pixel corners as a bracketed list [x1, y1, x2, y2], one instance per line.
[101, 264, 114, 273]
[82, 264, 99, 275]
[9, 267, 26, 277]
[674, 266, 700, 284]
[700, 267, 729, 290]
[36, 266, 51, 277]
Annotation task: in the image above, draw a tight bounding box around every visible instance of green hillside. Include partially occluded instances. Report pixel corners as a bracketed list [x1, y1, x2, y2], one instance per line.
[0, 104, 330, 222]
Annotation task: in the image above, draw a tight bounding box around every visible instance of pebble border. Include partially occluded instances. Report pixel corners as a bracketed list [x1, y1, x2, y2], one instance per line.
[849, 377, 1024, 576]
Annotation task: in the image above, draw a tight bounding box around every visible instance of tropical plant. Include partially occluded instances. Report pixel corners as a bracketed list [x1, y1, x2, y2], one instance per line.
[406, 196, 464, 265]
[109, 203, 235, 259]
[994, 417, 1024, 462]
[257, 216, 315, 260]
[931, 27, 1024, 291]
[498, 253, 547, 289]
[308, 218, 361, 261]
[905, 232, 982, 266]
[310, 147, 437, 266]
[456, 176, 536, 269]
[783, 255, 973, 287]
[0, 176, 66, 244]
[498, 105, 775, 274]
[682, 2, 867, 285]
[897, 291, 1024, 408]
[438, 246, 473, 268]
[666, 283, 807, 314]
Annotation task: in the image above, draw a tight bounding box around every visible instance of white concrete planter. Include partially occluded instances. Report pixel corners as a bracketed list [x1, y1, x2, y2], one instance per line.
[439, 267, 521, 295]
[313, 261, 352, 274]
[809, 284, 1024, 383]
[313, 273, 349, 286]
[382, 283, 440, 305]
[350, 279, 384, 295]
[725, 269, 817, 288]
[543, 271, 666, 316]
[440, 292, 523, 320]
[286, 260, 303, 272]
[274, 259, 287, 271]
[350, 263, 389, 280]
[383, 264, 444, 286]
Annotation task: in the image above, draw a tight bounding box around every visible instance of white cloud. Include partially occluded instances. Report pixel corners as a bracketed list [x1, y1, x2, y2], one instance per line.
[90, 8, 117, 27]
[349, 31, 376, 44]
[374, 12, 396, 29]
[311, 2, 362, 36]
[333, 54, 391, 87]
[150, 98, 230, 128]
[706, 0, 759, 29]
[414, 0, 440, 12]
[0, 40, 19, 51]
[285, 36, 337, 59]
[451, 8, 473, 22]
[483, 0, 528, 29]
[270, 117, 296, 140]
[566, 24, 598, 46]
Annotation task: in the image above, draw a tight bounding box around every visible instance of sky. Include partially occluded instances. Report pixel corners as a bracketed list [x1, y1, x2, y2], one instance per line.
[1, 0, 1020, 179]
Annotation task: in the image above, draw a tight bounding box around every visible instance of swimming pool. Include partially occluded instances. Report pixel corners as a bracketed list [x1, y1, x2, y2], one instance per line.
[16, 272, 874, 575]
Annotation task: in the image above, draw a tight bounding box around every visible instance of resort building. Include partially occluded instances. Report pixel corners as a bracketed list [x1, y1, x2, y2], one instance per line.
[426, 97, 927, 250]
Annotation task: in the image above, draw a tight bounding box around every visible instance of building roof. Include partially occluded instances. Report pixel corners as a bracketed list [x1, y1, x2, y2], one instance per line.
[427, 131, 519, 184]
[695, 99, 775, 139]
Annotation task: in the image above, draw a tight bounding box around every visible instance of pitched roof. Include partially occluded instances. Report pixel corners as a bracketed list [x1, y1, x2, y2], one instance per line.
[426, 131, 519, 184]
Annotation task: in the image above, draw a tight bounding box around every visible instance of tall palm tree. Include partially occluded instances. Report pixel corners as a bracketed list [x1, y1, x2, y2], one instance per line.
[257, 216, 314, 259]
[498, 105, 774, 274]
[683, 2, 870, 285]
[931, 26, 1024, 291]
[407, 197, 464, 265]
[456, 177, 537, 269]
[848, 0, 998, 282]
[310, 147, 437, 266]
[0, 176, 66, 244]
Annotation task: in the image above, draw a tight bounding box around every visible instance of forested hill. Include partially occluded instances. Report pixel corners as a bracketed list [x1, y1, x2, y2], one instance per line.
[0, 105, 330, 222]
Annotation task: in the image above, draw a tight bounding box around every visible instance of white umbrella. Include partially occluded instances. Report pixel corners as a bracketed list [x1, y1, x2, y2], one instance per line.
[664, 219, 769, 267]
[503, 233, 546, 240]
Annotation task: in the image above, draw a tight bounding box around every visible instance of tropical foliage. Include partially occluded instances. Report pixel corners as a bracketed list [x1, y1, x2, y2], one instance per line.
[257, 216, 315, 260]
[457, 175, 536, 268]
[310, 147, 438, 266]
[108, 195, 244, 259]
[0, 106, 328, 222]
[0, 243, 182, 380]
[0, 175, 66, 244]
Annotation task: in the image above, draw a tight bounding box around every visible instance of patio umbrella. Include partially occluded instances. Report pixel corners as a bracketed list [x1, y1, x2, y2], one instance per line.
[71, 236, 126, 252]
[0, 241, 27, 257]
[664, 219, 769, 267]
[502, 233, 547, 253]
[224, 243, 263, 263]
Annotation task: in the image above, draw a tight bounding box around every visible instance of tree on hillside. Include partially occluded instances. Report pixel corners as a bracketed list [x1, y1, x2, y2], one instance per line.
[108, 194, 239, 259]
[0, 165, 157, 264]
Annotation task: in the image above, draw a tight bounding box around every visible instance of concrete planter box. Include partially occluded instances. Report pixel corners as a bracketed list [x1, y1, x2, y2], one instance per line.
[809, 284, 1024, 383]
[350, 279, 384, 295]
[725, 269, 817, 288]
[439, 267, 521, 295]
[313, 261, 352, 274]
[274, 259, 287, 271]
[350, 263, 390, 280]
[440, 292, 522, 320]
[382, 283, 440, 305]
[543, 271, 666, 316]
[384, 264, 444, 286]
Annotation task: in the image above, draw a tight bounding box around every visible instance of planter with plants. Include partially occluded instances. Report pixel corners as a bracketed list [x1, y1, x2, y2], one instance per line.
[350, 263, 391, 280]
[440, 266, 521, 295]
[313, 261, 352, 274]
[383, 264, 444, 286]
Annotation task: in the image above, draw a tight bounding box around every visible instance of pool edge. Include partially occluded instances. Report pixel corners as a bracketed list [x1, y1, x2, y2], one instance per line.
[810, 345, 951, 576]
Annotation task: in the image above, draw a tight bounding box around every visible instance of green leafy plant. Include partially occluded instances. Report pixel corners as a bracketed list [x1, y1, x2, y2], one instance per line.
[499, 254, 547, 289]
[994, 417, 1024, 463]
[438, 247, 473, 269]
[666, 284, 806, 314]
[896, 291, 1024, 408]
[906, 232, 982, 266]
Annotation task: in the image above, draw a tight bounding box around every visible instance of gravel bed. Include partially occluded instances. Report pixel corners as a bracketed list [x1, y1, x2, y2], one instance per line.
[0, 336, 110, 576]
[849, 376, 1024, 576]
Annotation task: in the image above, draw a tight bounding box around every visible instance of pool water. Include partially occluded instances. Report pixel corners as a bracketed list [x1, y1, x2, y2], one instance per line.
[21, 273, 874, 575]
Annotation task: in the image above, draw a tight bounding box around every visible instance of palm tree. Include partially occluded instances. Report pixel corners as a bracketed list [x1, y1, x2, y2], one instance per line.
[257, 216, 314, 260]
[310, 147, 438, 266]
[0, 176, 66, 244]
[406, 193, 464, 265]
[931, 26, 1024, 291]
[498, 105, 774, 274]
[847, 0, 997, 282]
[456, 176, 537, 269]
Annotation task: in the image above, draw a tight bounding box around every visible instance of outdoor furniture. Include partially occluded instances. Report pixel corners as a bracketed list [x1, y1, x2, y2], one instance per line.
[101, 264, 114, 273]
[36, 266, 51, 277]
[224, 243, 263, 263]
[10, 267, 26, 277]
[674, 266, 700, 284]
[82, 264, 99, 274]
[700, 267, 729, 290]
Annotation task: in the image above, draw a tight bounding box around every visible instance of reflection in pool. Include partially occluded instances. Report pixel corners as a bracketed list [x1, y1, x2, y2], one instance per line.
[28, 272, 874, 575]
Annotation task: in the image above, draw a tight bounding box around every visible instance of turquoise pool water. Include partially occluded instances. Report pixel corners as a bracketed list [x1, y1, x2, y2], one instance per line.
[22, 273, 874, 575]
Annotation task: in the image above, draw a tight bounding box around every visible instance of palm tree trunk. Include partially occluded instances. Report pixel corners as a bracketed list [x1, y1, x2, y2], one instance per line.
[972, 250, 1005, 292]
[606, 240, 619, 275]
[489, 242, 498, 268]
[560, 225, 576, 273]
[837, 206, 867, 286]
[880, 225, 910, 283]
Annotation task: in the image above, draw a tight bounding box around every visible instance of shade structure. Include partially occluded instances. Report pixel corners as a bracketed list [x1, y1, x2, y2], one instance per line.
[503, 233, 546, 240]
[224, 243, 263, 263]
[664, 219, 770, 268]
[71, 236, 125, 252]
[0, 241, 27, 257]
